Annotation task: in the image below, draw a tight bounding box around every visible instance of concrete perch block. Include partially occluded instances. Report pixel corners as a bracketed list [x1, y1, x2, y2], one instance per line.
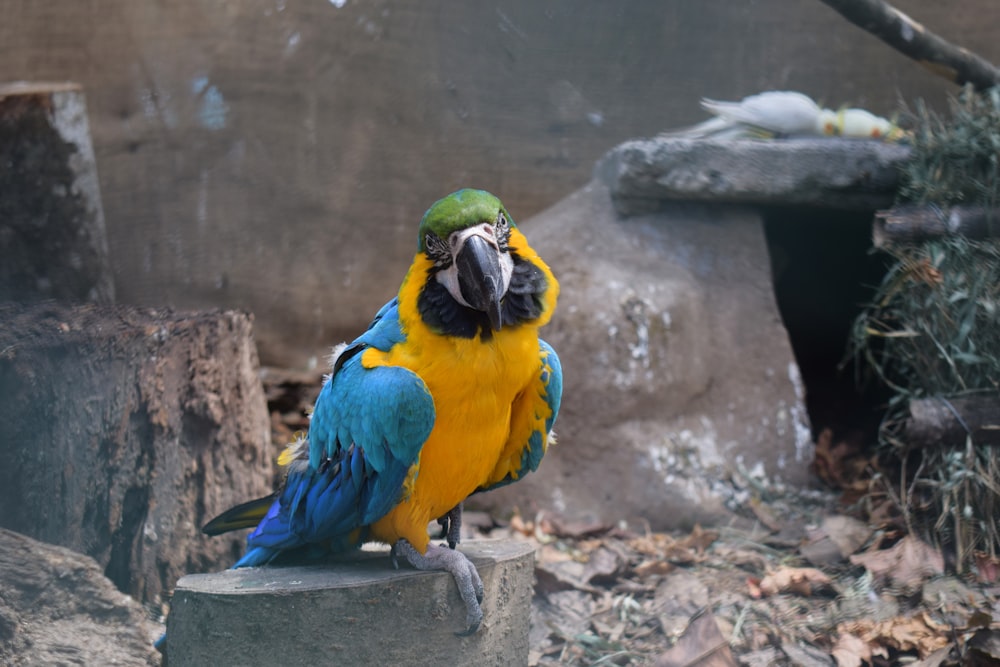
[596, 136, 912, 214]
[165, 540, 535, 666]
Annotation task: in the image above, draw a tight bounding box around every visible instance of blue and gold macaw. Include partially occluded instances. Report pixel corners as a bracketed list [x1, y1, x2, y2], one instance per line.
[202, 188, 561, 635]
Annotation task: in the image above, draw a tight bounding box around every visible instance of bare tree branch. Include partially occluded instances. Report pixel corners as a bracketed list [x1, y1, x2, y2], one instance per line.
[818, 0, 1000, 91]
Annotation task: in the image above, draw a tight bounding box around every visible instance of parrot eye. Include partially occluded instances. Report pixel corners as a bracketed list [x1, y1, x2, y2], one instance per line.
[425, 233, 451, 267]
[495, 212, 511, 251]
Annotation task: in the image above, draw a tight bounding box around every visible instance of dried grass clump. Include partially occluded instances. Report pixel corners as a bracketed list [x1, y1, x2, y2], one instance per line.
[851, 237, 1000, 397]
[898, 85, 1000, 208]
[851, 237, 1000, 570]
[851, 85, 1000, 571]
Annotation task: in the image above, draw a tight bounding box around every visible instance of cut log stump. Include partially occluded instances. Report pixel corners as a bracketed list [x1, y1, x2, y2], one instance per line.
[0, 81, 114, 304]
[0, 302, 276, 606]
[164, 541, 534, 667]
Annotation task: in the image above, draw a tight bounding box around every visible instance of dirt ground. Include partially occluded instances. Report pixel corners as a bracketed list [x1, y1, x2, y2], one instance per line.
[263, 368, 1000, 667]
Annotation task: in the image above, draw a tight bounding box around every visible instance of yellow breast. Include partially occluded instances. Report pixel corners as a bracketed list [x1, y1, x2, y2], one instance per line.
[364, 314, 541, 549]
[366, 231, 557, 550]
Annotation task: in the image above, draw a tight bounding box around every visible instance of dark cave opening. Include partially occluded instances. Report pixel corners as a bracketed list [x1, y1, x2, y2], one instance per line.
[763, 206, 895, 447]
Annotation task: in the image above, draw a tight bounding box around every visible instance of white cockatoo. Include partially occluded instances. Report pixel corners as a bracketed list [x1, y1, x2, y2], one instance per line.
[663, 90, 905, 141]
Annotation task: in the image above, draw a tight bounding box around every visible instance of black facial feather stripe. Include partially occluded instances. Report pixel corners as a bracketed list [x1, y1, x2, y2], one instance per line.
[424, 233, 452, 268]
[418, 254, 547, 339]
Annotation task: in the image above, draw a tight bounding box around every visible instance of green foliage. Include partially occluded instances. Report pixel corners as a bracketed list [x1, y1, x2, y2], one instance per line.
[851, 236, 1000, 397]
[898, 85, 1000, 208]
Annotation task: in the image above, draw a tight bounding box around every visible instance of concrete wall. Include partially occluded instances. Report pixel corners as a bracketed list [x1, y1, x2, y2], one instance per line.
[1, 0, 997, 366]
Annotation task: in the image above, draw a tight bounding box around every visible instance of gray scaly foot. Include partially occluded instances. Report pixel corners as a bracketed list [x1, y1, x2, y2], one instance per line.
[391, 538, 484, 635]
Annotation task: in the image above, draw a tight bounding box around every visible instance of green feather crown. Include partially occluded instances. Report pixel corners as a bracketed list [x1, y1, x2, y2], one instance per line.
[417, 189, 516, 252]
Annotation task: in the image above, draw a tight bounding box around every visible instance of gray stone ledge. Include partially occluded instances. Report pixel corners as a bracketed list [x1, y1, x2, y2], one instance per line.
[164, 540, 534, 667]
[596, 137, 912, 215]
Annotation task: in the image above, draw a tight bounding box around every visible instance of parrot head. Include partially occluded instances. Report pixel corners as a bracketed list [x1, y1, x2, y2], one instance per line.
[418, 189, 516, 332]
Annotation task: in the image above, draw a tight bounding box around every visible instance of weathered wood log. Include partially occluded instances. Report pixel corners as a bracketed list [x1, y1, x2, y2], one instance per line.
[0, 302, 276, 605]
[873, 204, 998, 247]
[901, 395, 1000, 448]
[0, 527, 161, 666]
[0, 81, 114, 304]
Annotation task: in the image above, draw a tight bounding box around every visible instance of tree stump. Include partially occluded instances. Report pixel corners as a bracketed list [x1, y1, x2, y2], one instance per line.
[164, 541, 534, 667]
[0, 81, 114, 304]
[0, 302, 276, 605]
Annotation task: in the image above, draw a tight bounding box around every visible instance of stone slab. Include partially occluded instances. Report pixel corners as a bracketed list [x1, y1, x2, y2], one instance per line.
[164, 540, 534, 667]
[476, 182, 811, 528]
[597, 137, 912, 215]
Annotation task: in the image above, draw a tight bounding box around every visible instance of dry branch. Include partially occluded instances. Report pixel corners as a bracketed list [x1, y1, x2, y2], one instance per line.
[873, 204, 999, 247]
[817, 0, 1000, 90]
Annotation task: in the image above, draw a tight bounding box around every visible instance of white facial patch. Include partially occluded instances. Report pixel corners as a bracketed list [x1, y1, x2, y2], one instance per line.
[436, 224, 514, 308]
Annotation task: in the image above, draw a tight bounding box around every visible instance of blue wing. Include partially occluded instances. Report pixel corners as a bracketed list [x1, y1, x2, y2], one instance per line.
[522, 339, 562, 473]
[236, 299, 435, 566]
[476, 338, 562, 493]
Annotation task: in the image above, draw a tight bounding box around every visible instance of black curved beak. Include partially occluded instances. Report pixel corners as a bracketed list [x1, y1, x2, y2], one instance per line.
[456, 234, 504, 331]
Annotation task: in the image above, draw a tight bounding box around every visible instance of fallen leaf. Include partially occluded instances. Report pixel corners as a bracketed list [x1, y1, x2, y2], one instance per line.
[748, 498, 782, 533]
[758, 566, 833, 597]
[849, 536, 944, 595]
[509, 512, 534, 537]
[821, 515, 872, 558]
[968, 628, 1000, 662]
[581, 546, 625, 585]
[626, 526, 718, 565]
[909, 645, 952, 667]
[539, 515, 612, 539]
[921, 576, 987, 618]
[830, 632, 870, 667]
[837, 613, 949, 658]
[965, 609, 994, 630]
[865, 495, 904, 531]
[799, 514, 872, 565]
[974, 551, 1000, 584]
[811, 427, 868, 489]
[781, 640, 836, 667]
[654, 570, 709, 614]
[634, 559, 676, 578]
[654, 610, 737, 667]
[535, 560, 603, 596]
[738, 648, 783, 667]
[681, 525, 720, 553]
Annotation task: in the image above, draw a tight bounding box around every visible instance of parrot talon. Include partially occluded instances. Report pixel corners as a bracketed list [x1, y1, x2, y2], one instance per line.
[394, 538, 484, 634]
